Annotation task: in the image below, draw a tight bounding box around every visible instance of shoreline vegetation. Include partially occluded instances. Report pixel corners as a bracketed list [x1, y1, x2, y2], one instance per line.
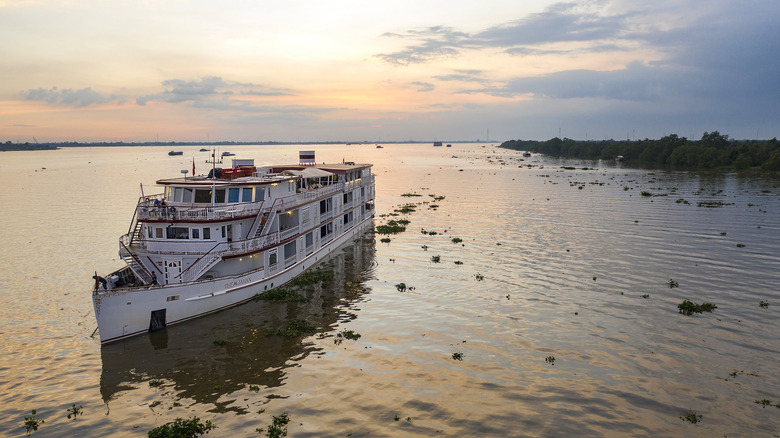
[500, 132, 780, 172]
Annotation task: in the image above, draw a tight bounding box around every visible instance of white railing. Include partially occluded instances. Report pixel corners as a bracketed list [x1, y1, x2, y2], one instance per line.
[280, 225, 300, 241]
[137, 202, 266, 221]
[284, 254, 297, 268]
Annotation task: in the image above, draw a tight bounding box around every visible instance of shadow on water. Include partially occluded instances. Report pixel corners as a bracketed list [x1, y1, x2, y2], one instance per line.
[99, 231, 376, 413]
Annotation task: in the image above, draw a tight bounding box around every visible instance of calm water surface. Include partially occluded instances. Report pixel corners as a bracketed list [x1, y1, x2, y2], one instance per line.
[0, 144, 779, 437]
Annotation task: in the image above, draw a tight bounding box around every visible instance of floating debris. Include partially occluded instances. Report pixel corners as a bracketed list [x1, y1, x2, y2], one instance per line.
[678, 300, 717, 316]
[680, 410, 702, 424]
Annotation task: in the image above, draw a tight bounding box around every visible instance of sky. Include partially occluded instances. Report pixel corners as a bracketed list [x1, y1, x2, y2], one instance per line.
[1, 0, 779, 143]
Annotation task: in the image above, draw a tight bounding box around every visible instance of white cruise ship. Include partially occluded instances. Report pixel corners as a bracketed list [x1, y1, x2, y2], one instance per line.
[92, 151, 375, 344]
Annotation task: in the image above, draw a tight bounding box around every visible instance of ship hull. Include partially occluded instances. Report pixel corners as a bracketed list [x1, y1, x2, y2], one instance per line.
[93, 217, 372, 344]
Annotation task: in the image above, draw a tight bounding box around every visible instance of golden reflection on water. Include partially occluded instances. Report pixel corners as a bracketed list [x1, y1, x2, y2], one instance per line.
[0, 144, 779, 436]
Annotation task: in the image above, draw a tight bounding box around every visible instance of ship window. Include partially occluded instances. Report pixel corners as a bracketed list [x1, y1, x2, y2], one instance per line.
[319, 198, 332, 214]
[305, 232, 313, 247]
[182, 188, 193, 203]
[147, 226, 153, 238]
[254, 187, 265, 201]
[194, 189, 212, 203]
[166, 226, 189, 239]
[174, 187, 183, 202]
[215, 189, 226, 203]
[221, 226, 226, 238]
[155, 228, 163, 238]
[269, 250, 277, 266]
[192, 228, 200, 239]
[203, 227, 211, 239]
[228, 188, 240, 203]
[242, 187, 253, 202]
[284, 241, 296, 259]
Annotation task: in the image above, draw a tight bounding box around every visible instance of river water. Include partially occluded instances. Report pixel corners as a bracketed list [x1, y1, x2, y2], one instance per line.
[0, 144, 779, 437]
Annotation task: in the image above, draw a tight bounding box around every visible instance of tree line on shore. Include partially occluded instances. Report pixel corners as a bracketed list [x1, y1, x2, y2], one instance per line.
[500, 132, 780, 171]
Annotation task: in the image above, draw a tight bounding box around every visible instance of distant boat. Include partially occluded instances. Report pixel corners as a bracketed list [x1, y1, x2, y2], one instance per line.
[523, 151, 531, 157]
[199, 148, 209, 152]
[615, 155, 624, 162]
[168, 151, 183, 156]
[433, 141, 443, 147]
[221, 151, 235, 157]
[376, 145, 383, 148]
[446, 144, 452, 147]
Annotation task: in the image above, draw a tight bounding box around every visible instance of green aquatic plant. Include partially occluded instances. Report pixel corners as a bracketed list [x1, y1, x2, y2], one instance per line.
[678, 300, 717, 316]
[454, 260, 463, 265]
[212, 339, 227, 346]
[149, 379, 164, 388]
[545, 356, 555, 365]
[680, 410, 702, 424]
[24, 410, 43, 435]
[289, 269, 334, 287]
[755, 399, 773, 408]
[667, 279, 679, 288]
[736, 243, 745, 248]
[475, 273, 484, 281]
[451, 237, 463, 244]
[248, 385, 260, 392]
[273, 319, 316, 338]
[66, 404, 83, 419]
[401, 193, 422, 197]
[452, 352, 464, 361]
[335, 329, 362, 344]
[255, 287, 307, 303]
[431, 255, 441, 263]
[148, 417, 216, 438]
[760, 300, 769, 308]
[697, 200, 734, 208]
[380, 237, 391, 243]
[395, 283, 407, 292]
[395, 204, 417, 214]
[376, 223, 406, 234]
[257, 413, 290, 438]
[641, 294, 650, 299]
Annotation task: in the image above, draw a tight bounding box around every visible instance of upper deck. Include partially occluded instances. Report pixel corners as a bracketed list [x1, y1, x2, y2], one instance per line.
[137, 161, 373, 223]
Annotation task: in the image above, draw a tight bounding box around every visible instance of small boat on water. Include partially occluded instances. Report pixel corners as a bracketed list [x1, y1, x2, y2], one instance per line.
[199, 148, 209, 152]
[222, 151, 235, 156]
[446, 144, 452, 147]
[523, 151, 531, 157]
[433, 141, 443, 147]
[91, 151, 375, 344]
[615, 155, 625, 162]
[168, 151, 183, 156]
[376, 145, 383, 148]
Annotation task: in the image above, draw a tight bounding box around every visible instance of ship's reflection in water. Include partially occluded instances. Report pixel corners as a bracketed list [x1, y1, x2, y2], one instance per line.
[99, 232, 376, 413]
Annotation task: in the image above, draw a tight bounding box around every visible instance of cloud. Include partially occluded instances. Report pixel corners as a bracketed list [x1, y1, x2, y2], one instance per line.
[376, 26, 468, 65]
[375, 2, 632, 65]
[434, 70, 489, 84]
[412, 81, 435, 92]
[469, 61, 670, 100]
[22, 86, 113, 107]
[136, 76, 293, 106]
